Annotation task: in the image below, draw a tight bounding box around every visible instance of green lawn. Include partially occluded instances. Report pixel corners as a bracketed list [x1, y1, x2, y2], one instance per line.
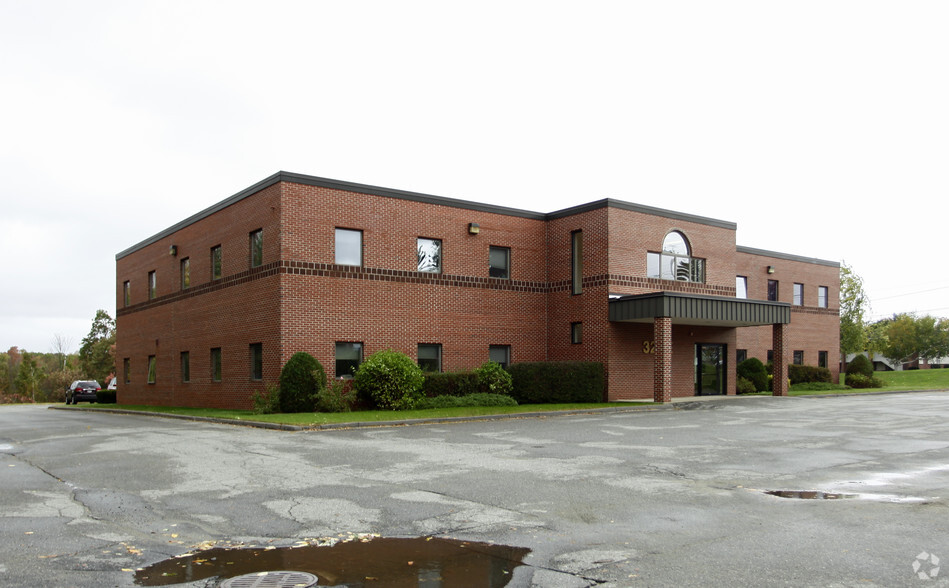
[788, 368, 949, 395]
[95, 402, 655, 426]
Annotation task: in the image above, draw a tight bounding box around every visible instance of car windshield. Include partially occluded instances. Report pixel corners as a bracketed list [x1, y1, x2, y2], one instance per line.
[80, 381, 99, 387]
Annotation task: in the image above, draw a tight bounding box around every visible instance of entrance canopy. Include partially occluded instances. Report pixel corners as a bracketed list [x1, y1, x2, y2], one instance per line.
[608, 291, 790, 327]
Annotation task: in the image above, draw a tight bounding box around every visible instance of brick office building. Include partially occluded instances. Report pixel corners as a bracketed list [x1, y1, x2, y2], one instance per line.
[115, 171, 840, 409]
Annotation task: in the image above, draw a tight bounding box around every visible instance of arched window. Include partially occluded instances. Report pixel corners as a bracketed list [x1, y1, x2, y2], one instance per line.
[647, 231, 706, 282]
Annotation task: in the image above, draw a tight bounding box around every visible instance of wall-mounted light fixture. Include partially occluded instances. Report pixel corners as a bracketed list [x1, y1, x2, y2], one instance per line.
[468, 223, 480, 235]
[767, 265, 775, 274]
[169, 245, 178, 256]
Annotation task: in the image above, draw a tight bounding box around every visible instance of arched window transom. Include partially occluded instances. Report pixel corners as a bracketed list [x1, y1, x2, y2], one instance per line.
[647, 231, 706, 282]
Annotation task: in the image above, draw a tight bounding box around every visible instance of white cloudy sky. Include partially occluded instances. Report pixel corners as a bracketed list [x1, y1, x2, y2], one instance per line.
[2, 1, 947, 353]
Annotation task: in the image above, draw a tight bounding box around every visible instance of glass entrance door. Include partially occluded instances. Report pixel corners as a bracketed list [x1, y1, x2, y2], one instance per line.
[695, 344, 726, 396]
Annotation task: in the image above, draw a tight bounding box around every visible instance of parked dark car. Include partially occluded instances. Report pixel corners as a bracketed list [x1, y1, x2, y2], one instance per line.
[66, 380, 101, 404]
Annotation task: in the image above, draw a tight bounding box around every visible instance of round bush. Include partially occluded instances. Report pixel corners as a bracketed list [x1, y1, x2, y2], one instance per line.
[353, 349, 425, 410]
[279, 352, 326, 413]
[846, 354, 874, 378]
[475, 361, 513, 396]
[736, 377, 757, 395]
[737, 357, 769, 392]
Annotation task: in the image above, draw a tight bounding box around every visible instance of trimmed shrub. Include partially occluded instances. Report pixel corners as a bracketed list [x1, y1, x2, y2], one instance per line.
[845, 374, 884, 389]
[508, 362, 605, 404]
[415, 393, 518, 410]
[737, 358, 769, 392]
[353, 349, 425, 410]
[421, 371, 480, 398]
[736, 377, 757, 395]
[788, 364, 832, 385]
[252, 384, 281, 414]
[475, 361, 513, 396]
[846, 354, 874, 378]
[96, 390, 117, 404]
[314, 379, 356, 413]
[279, 352, 327, 413]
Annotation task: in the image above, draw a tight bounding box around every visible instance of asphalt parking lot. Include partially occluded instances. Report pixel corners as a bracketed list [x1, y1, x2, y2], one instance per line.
[2, 392, 948, 587]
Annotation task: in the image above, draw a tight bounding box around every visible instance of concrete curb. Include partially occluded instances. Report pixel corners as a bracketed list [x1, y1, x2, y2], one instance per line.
[48, 388, 947, 431]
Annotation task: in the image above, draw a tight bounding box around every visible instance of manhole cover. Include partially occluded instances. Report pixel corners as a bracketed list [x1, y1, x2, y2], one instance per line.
[765, 490, 855, 500]
[220, 571, 318, 587]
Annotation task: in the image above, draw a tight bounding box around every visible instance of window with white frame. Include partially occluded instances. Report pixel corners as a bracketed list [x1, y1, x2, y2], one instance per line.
[417, 238, 441, 273]
[647, 231, 705, 282]
[335, 228, 362, 266]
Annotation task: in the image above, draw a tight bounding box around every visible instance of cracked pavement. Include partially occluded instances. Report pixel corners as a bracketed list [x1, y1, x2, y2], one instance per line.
[1, 393, 949, 586]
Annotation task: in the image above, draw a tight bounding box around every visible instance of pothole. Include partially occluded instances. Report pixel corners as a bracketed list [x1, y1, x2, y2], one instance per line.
[134, 536, 530, 586]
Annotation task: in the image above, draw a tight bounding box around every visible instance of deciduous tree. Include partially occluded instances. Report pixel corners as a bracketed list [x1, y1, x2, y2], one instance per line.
[79, 310, 116, 383]
[839, 261, 869, 361]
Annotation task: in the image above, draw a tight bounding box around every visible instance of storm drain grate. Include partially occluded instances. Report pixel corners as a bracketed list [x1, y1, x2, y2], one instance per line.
[219, 570, 318, 588]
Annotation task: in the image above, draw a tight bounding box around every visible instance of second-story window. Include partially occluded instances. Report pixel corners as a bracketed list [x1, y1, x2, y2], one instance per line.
[417, 237, 441, 273]
[148, 271, 157, 300]
[123, 281, 131, 306]
[249, 229, 263, 268]
[768, 279, 779, 301]
[647, 231, 705, 283]
[489, 246, 510, 279]
[736, 276, 748, 299]
[180, 258, 190, 290]
[818, 286, 828, 308]
[335, 228, 363, 266]
[211, 245, 222, 280]
[793, 283, 804, 306]
[571, 230, 583, 295]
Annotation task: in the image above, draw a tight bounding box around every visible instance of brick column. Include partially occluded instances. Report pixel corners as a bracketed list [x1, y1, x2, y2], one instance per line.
[772, 323, 788, 397]
[654, 317, 672, 403]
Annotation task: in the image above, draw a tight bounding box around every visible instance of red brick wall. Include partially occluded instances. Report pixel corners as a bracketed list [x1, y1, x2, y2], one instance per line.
[115, 175, 840, 408]
[116, 185, 283, 409]
[735, 250, 840, 383]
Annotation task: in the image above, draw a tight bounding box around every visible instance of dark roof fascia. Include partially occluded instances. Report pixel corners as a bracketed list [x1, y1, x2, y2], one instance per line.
[547, 198, 737, 230]
[736, 245, 839, 268]
[116, 171, 547, 260]
[117, 171, 737, 260]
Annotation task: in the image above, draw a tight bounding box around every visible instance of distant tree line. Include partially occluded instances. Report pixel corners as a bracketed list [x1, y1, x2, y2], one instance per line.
[1, 310, 115, 403]
[839, 262, 949, 369]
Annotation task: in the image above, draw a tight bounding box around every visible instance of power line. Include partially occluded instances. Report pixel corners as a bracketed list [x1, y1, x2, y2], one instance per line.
[871, 284, 949, 302]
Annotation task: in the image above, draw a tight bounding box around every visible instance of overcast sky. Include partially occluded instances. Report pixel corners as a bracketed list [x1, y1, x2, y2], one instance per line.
[2, 1, 947, 354]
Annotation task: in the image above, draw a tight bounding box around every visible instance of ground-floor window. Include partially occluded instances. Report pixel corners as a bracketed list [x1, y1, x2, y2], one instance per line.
[210, 348, 222, 382]
[147, 355, 156, 384]
[489, 345, 510, 369]
[180, 351, 190, 383]
[418, 343, 442, 372]
[793, 350, 804, 365]
[736, 349, 747, 364]
[249, 343, 263, 380]
[336, 342, 363, 378]
[571, 322, 582, 344]
[123, 358, 130, 384]
[818, 350, 828, 368]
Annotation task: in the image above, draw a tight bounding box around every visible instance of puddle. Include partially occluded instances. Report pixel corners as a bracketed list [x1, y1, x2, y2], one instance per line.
[135, 536, 530, 587]
[765, 490, 855, 500]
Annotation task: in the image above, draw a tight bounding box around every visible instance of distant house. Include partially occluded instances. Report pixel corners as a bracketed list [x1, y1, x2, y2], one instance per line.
[847, 352, 949, 371]
[115, 172, 840, 409]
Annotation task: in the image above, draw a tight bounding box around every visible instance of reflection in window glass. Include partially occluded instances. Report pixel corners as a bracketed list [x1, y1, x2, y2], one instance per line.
[793, 283, 803, 306]
[418, 344, 442, 372]
[249, 229, 263, 268]
[147, 355, 156, 384]
[417, 238, 441, 273]
[647, 232, 705, 283]
[249, 343, 262, 380]
[211, 245, 222, 280]
[736, 276, 748, 299]
[336, 342, 363, 378]
[180, 258, 190, 290]
[489, 345, 510, 369]
[489, 246, 510, 278]
[335, 228, 362, 266]
[818, 286, 828, 308]
[571, 230, 583, 295]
